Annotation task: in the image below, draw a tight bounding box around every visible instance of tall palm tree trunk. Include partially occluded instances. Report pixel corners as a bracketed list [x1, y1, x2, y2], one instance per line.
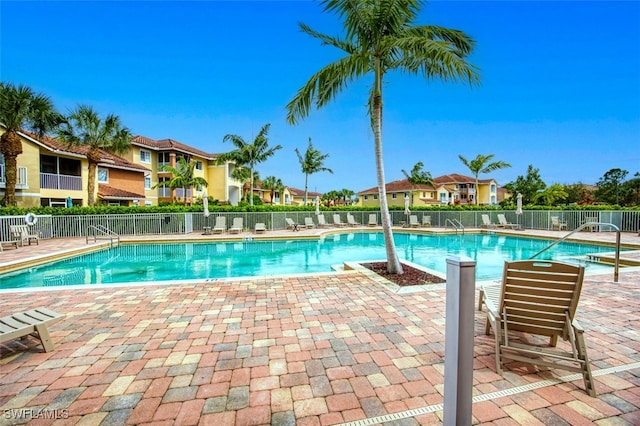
[373, 67, 403, 274]
[249, 167, 255, 206]
[304, 173, 309, 205]
[86, 148, 102, 207]
[0, 131, 23, 206]
[87, 162, 97, 207]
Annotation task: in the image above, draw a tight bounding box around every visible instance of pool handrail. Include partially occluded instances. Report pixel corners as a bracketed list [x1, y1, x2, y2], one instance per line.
[445, 218, 464, 235]
[529, 222, 620, 282]
[86, 225, 120, 248]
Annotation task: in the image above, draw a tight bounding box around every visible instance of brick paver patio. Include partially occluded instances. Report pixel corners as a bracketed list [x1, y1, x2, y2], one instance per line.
[1, 230, 639, 425]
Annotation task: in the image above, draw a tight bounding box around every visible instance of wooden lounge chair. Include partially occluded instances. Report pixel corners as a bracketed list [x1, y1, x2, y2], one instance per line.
[254, 222, 266, 234]
[212, 216, 226, 234]
[304, 217, 316, 229]
[0, 308, 64, 352]
[10, 224, 39, 246]
[367, 214, 378, 226]
[317, 215, 330, 228]
[481, 214, 498, 229]
[409, 215, 420, 228]
[333, 214, 347, 227]
[479, 260, 596, 396]
[285, 217, 300, 231]
[497, 214, 519, 229]
[229, 217, 243, 233]
[422, 215, 431, 227]
[347, 214, 360, 227]
[551, 216, 568, 231]
[1, 238, 20, 251]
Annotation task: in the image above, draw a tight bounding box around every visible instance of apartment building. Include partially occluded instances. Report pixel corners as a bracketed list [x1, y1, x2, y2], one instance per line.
[357, 174, 500, 207]
[0, 127, 149, 208]
[0, 128, 244, 207]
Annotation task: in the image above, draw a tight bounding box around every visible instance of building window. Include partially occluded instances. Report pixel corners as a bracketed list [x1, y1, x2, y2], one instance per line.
[144, 175, 151, 190]
[391, 193, 397, 199]
[490, 184, 496, 193]
[373, 195, 378, 200]
[140, 150, 151, 164]
[158, 152, 171, 165]
[364, 195, 368, 200]
[195, 161, 203, 170]
[98, 168, 108, 183]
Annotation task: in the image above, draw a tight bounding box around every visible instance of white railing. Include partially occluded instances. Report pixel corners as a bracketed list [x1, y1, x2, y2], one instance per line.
[40, 172, 82, 190]
[0, 166, 28, 187]
[0, 210, 638, 242]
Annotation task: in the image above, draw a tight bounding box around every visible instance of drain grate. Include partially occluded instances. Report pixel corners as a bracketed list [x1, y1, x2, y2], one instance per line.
[336, 361, 640, 426]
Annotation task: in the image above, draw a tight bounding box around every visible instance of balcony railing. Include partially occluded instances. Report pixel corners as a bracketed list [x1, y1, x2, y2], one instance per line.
[0, 166, 29, 188]
[40, 172, 82, 191]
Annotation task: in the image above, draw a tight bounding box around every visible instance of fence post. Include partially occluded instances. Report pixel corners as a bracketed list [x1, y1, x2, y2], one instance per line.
[443, 255, 476, 426]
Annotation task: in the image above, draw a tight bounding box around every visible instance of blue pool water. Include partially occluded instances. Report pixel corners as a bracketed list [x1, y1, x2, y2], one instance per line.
[0, 232, 619, 290]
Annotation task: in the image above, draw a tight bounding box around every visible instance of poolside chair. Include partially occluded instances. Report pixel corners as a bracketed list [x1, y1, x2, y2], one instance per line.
[497, 214, 519, 230]
[317, 215, 330, 228]
[481, 214, 498, 229]
[254, 222, 266, 234]
[0, 308, 65, 353]
[285, 217, 300, 231]
[229, 217, 243, 233]
[0, 237, 20, 251]
[409, 215, 420, 228]
[212, 216, 226, 234]
[347, 214, 360, 227]
[551, 216, 568, 231]
[479, 260, 596, 396]
[367, 214, 378, 226]
[422, 215, 431, 227]
[333, 214, 347, 227]
[583, 216, 598, 232]
[304, 217, 316, 229]
[10, 224, 39, 246]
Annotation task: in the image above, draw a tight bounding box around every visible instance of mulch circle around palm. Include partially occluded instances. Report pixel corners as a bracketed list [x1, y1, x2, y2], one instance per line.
[362, 262, 446, 286]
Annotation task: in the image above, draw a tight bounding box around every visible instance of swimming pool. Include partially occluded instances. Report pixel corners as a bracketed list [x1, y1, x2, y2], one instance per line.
[0, 232, 621, 290]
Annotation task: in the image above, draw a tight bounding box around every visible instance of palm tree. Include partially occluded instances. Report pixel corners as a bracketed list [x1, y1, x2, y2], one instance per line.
[261, 175, 284, 204]
[230, 167, 259, 203]
[216, 123, 282, 206]
[0, 82, 64, 206]
[401, 161, 434, 206]
[340, 188, 355, 206]
[533, 183, 568, 206]
[458, 154, 511, 205]
[295, 138, 333, 205]
[58, 105, 133, 206]
[154, 156, 208, 205]
[286, 0, 479, 274]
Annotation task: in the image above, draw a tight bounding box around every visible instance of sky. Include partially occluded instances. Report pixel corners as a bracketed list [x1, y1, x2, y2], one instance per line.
[1, 0, 639, 195]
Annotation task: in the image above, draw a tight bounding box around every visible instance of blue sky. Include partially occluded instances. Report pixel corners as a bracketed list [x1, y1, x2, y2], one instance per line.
[1, 1, 639, 194]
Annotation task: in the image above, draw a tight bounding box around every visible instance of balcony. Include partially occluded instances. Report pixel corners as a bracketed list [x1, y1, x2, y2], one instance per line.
[0, 166, 28, 189]
[40, 172, 82, 191]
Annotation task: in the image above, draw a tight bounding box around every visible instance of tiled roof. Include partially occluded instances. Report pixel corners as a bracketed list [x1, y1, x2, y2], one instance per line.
[287, 187, 323, 197]
[358, 178, 435, 195]
[98, 184, 145, 200]
[357, 174, 496, 195]
[132, 135, 220, 159]
[19, 130, 149, 173]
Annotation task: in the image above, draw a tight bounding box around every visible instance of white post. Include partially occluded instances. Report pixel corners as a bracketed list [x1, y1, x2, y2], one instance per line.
[443, 255, 476, 426]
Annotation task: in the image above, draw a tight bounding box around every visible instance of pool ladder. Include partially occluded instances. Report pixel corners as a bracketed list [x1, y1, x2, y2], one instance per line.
[445, 219, 464, 234]
[86, 225, 120, 248]
[529, 222, 620, 282]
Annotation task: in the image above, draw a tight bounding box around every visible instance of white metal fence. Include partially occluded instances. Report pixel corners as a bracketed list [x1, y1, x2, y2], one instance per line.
[1, 210, 638, 241]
